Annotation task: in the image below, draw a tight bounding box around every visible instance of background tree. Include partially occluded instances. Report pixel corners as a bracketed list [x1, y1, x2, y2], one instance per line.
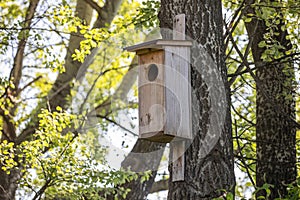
[244, 1, 296, 198]
[224, 0, 300, 198]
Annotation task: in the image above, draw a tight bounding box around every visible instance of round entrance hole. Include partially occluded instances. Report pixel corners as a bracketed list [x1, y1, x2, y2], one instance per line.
[147, 64, 158, 82]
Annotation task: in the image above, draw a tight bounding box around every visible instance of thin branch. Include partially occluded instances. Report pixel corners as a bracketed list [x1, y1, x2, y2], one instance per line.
[94, 114, 138, 137]
[240, 74, 255, 90]
[92, 0, 123, 28]
[18, 75, 42, 93]
[0, 129, 13, 142]
[227, 55, 244, 64]
[234, 119, 256, 188]
[0, 27, 83, 38]
[225, 44, 235, 61]
[32, 179, 51, 200]
[235, 137, 257, 143]
[79, 48, 107, 114]
[84, 0, 102, 14]
[228, 52, 300, 77]
[94, 61, 138, 115]
[228, 65, 254, 77]
[36, 157, 48, 180]
[79, 64, 135, 114]
[235, 160, 256, 173]
[231, 105, 255, 126]
[235, 155, 257, 162]
[251, 3, 300, 10]
[235, 124, 255, 138]
[23, 180, 37, 196]
[224, 0, 246, 48]
[269, 52, 300, 65]
[226, 14, 257, 86]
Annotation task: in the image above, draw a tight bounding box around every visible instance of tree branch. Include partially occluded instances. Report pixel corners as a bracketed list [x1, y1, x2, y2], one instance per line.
[9, 0, 40, 94]
[224, 0, 246, 48]
[93, 0, 123, 28]
[234, 119, 256, 188]
[18, 75, 42, 93]
[84, 0, 102, 14]
[94, 61, 138, 116]
[226, 13, 256, 86]
[94, 114, 137, 136]
[150, 179, 168, 193]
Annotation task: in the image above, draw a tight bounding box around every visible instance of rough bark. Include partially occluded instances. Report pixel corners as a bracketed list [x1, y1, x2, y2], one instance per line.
[159, 0, 235, 199]
[244, 1, 296, 198]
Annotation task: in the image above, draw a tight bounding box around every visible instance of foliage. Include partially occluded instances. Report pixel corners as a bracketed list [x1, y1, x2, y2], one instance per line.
[132, 0, 160, 30]
[0, 0, 156, 199]
[1, 108, 143, 199]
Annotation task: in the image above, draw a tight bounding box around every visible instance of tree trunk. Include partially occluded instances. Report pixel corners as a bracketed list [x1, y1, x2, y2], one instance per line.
[244, 1, 296, 198]
[159, 0, 235, 199]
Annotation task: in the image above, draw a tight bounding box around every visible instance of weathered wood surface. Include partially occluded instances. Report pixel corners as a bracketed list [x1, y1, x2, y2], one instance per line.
[165, 46, 191, 139]
[170, 13, 189, 182]
[139, 50, 166, 139]
[125, 39, 192, 54]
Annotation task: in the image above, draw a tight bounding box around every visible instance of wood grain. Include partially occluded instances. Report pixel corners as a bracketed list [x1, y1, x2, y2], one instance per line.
[139, 50, 166, 140]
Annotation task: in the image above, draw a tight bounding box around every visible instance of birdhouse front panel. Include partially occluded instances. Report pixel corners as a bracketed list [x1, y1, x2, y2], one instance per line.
[138, 50, 171, 142]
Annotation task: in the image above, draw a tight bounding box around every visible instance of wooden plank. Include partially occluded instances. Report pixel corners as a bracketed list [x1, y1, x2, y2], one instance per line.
[124, 39, 192, 53]
[138, 50, 166, 139]
[173, 14, 185, 40]
[171, 14, 189, 182]
[172, 141, 185, 182]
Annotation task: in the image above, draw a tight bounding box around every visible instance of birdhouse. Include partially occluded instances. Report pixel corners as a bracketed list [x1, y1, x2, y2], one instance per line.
[125, 39, 192, 143]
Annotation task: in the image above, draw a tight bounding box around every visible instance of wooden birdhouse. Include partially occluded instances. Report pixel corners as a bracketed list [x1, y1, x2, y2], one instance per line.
[126, 14, 191, 182]
[125, 39, 192, 143]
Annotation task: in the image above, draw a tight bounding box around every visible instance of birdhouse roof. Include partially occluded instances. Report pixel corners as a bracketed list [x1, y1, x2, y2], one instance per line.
[124, 39, 192, 54]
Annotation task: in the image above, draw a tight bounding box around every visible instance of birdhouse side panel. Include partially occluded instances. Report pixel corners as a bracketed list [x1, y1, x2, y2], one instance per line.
[164, 46, 192, 140]
[138, 50, 166, 139]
